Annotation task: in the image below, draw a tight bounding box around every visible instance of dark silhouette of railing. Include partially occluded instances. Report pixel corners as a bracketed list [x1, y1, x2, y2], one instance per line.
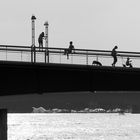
[0, 45, 140, 67]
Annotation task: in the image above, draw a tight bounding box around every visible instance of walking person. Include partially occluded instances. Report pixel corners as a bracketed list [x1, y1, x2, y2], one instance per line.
[38, 32, 44, 51]
[111, 46, 118, 66]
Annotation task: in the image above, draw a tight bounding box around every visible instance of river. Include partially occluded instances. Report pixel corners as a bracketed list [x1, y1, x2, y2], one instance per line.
[8, 113, 140, 140]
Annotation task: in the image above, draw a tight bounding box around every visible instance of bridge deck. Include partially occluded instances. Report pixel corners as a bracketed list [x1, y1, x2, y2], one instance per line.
[0, 60, 139, 96]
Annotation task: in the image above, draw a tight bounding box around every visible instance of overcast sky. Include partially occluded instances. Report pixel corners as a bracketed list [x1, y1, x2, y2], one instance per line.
[0, 0, 140, 52]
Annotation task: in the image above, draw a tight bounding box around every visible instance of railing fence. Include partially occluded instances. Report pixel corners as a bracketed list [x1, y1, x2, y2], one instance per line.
[0, 45, 140, 67]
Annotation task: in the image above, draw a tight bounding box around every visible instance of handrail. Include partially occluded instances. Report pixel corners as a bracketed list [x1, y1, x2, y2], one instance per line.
[0, 44, 140, 66]
[0, 44, 140, 55]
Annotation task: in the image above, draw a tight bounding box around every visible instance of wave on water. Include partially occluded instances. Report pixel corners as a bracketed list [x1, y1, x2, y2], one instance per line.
[31, 106, 129, 113]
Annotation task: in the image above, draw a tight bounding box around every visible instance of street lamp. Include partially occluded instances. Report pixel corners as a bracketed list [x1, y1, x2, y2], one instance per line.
[44, 21, 49, 48]
[31, 15, 36, 63]
[44, 21, 49, 63]
[31, 15, 36, 46]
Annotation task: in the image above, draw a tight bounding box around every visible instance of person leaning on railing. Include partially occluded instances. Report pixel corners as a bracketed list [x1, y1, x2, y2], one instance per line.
[38, 32, 44, 51]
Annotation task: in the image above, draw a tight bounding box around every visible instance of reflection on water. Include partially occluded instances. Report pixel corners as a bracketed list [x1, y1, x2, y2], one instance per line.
[8, 113, 140, 140]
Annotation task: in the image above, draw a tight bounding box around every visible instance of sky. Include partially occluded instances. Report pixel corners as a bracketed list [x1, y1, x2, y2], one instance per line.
[0, 0, 140, 52]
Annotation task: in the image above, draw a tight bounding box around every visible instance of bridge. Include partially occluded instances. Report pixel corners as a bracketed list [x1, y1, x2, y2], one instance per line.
[0, 44, 139, 111]
[0, 44, 140, 94]
[0, 45, 140, 108]
[0, 44, 140, 139]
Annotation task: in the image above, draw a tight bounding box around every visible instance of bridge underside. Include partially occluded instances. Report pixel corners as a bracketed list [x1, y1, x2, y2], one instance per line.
[0, 61, 140, 95]
[0, 61, 140, 113]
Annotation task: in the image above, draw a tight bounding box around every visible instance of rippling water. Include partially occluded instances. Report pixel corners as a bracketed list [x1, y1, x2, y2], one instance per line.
[8, 113, 140, 140]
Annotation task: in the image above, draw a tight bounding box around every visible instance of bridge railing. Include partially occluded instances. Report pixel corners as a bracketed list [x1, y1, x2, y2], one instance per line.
[48, 48, 140, 67]
[0, 45, 140, 67]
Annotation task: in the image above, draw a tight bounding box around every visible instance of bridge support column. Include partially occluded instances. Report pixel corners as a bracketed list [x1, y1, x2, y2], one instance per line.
[0, 109, 7, 140]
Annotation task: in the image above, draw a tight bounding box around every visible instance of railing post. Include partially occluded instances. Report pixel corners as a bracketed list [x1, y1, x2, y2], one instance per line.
[21, 51, 22, 61]
[34, 46, 36, 63]
[45, 50, 46, 63]
[31, 45, 33, 62]
[86, 51, 88, 65]
[44, 48, 49, 63]
[6, 46, 7, 61]
[71, 54, 73, 64]
[60, 49, 61, 63]
[47, 50, 49, 63]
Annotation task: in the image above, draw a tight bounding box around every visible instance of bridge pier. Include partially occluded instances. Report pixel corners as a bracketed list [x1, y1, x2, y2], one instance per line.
[0, 109, 7, 140]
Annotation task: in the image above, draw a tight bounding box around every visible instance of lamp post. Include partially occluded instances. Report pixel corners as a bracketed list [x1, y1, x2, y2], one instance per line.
[44, 21, 49, 48]
[44, 21, 49, 63]
[31, 15, 36, 63]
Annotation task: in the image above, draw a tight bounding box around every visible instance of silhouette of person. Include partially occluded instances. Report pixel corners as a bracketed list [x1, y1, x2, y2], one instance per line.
[64, 41, 75, 59]
[38, 32, 44, 51]
[68, 41, 74, 53]
[126, 57, 132, 67]
[111, 46, 118, 66]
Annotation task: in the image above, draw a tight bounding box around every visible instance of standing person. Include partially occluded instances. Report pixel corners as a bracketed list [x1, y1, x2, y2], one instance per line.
[111, 46, 118, 66]
[38, 32, 44, 51]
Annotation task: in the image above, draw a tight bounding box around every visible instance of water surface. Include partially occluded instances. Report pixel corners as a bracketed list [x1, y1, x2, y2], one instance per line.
[8, 113, 140, 140]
